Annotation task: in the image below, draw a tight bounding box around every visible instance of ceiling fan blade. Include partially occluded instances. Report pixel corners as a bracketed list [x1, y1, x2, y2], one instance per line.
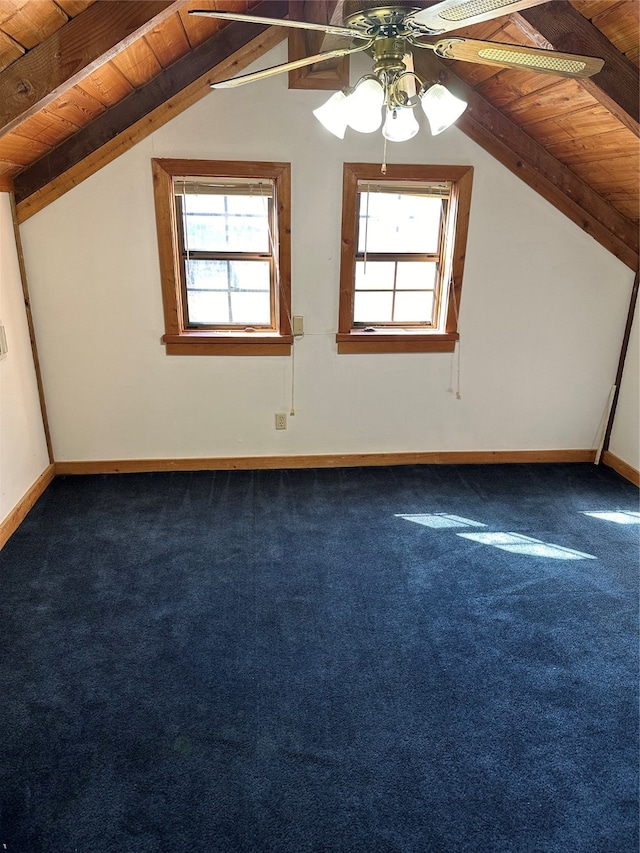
[431, 37, 604, 78]
[211, 42, 372, 89]
[188, 9, 368, 39]
[411, 0, 550, 33]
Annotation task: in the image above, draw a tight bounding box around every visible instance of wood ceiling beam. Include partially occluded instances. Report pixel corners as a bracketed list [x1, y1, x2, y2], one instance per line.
[413, 50, 639, 271]
[14, 0, 290, 218]
[0, 0, 189, 140]
[510, 0, 639, 137]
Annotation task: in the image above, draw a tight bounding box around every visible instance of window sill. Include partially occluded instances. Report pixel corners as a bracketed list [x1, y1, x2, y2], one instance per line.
[162, 332, 293, 356]
[336, 331, 458, 354]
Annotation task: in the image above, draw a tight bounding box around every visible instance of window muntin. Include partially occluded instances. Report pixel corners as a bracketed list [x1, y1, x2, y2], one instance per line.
[152, 159, 292, 356]
[337, 163, 473, 354]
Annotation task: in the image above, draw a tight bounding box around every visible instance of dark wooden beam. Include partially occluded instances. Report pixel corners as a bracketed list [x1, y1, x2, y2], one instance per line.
[14, 0, 290, 207]
[0, 1, 188, 139]
[9, 192, 54, 463]
[602, 267, 639, 456]
[511, 0, 639, 137]
[413, 50, 639, 270]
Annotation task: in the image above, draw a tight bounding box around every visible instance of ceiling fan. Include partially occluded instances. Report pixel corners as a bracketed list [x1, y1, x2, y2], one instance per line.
[189, 1, 605, 141]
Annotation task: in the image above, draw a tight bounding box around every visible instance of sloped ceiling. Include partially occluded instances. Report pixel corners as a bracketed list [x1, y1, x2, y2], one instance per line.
[0, 0, 637, 269]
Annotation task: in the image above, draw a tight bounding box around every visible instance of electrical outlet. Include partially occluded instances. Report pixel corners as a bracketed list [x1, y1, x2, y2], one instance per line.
[275, 412, 287, 430]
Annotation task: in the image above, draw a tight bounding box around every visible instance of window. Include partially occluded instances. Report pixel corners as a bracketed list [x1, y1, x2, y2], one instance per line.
[337, 163, 473, 354]
[152, 159, 292, 355]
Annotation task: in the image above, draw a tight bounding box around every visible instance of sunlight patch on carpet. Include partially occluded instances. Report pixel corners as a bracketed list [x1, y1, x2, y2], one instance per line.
[582, 510, 640, 525]
[395, 513, 487, 529]
[457, 532, 597, 560]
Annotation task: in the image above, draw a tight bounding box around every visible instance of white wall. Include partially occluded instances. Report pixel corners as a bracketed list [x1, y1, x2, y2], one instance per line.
[19, 45, 636, 462]
[609, 298, 639, 470]
[0, 193, 50, 522]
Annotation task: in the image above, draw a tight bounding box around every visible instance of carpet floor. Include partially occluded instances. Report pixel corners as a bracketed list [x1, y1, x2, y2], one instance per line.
[0, 463, 638, 852]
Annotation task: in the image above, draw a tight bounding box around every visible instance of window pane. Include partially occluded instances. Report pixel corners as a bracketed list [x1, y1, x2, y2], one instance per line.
[355, 261, 395, 290]
[226, 194, 270, 215]
[230, 292, 271, 325]
[186, 260, 270, 291]
[396, 261, 437, 290]
[187, 291, 230, 324]
[185, 259, 229, 291]
[226, 260, 271, 291]
[358, 192, 443, 253]
[181, 193, 269, 252]
[393, 291, 434, 323]
[354, 291, 393, 323]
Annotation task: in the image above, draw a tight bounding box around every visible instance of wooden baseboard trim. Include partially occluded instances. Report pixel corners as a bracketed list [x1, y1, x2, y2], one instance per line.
[601, 450, 640, 487]
[0, 454, 603, 545]
[0, 464, 55, 550]
[55, 449, 596, 476]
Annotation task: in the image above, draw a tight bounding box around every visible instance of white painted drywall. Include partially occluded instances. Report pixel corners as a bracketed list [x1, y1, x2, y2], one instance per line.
[19, 44, 636, 462]
[609, 299, 639, 471]
[0, 193, 50, 523]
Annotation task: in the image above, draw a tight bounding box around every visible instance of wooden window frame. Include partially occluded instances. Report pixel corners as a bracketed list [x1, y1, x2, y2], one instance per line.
[337, 163, 473, 354]
[152, 158, 292, 356]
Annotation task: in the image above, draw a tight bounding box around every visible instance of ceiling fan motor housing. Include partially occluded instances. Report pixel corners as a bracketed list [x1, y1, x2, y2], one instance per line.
[345, 5, 423, 36]
[371, 37, 409, 73]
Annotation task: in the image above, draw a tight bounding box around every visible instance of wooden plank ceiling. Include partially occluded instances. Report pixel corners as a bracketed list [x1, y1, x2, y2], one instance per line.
[0, 0, 637, 269]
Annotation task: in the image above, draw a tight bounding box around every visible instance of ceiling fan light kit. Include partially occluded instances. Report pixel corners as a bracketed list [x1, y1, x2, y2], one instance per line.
[345, 77, 387, 133]
[191, 0, 605, 143]
[420, 83, 469, 136]
[383, 106, 420, 142]
[312, 91, 350, 139]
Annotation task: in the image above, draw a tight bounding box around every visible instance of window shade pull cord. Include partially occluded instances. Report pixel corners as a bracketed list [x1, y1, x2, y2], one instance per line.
[181, 179, 190, 269]
[450, 278, 461, 399]
[259, 183, 296, 416]
[363, 184, 370, 274]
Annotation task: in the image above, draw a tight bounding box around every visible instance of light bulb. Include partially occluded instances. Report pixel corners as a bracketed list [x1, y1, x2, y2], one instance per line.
[313, 91, 349, 139]
[345, 78, 384, 133]
[420, 83, 467, 136]
[382, 107, 419, 142]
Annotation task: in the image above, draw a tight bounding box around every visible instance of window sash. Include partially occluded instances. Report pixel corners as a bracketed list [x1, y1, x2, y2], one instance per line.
[353, 254, 440, 326]
[357, 190, 447, 256]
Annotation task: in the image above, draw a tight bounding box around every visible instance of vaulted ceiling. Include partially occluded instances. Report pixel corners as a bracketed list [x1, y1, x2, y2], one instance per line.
[0, 0, 638, 269]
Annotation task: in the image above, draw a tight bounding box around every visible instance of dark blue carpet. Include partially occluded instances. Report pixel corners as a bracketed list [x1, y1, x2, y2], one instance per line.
[0, 463, 637, 852]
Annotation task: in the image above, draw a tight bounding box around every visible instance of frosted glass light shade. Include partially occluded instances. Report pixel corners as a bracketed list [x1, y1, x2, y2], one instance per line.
[420, 83, 467, 135]
[346, 78, 384, 133]
[382, 107, 419, 142]
[313, 91, 349, 139]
